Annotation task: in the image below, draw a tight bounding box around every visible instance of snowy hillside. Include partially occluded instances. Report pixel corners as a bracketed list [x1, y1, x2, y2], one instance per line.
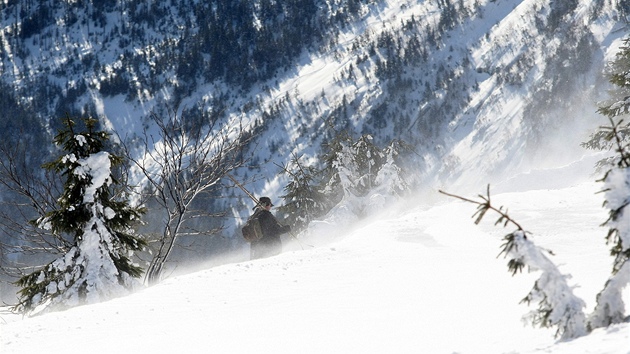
[2, 153, 628, 353]
[0, 0, 626, 192]
[237, 0, 628, 194]
[1, 1, 630, 343]
[1, 0, 629, 302]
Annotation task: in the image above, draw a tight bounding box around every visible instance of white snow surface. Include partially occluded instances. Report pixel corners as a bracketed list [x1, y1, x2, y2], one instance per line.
[1, 154, 629, 353]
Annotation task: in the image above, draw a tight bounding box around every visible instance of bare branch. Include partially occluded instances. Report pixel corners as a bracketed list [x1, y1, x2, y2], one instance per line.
[117, 103, 254, 285]
[0, 138, 71, 282]
[439, 185, 525, 232]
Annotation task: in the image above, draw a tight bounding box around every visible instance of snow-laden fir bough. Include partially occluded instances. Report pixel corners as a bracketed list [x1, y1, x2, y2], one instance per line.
[439, 186, 587, 340]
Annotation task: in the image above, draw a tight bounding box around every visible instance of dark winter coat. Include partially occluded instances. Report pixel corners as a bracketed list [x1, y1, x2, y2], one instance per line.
[250, 208, 291, 260]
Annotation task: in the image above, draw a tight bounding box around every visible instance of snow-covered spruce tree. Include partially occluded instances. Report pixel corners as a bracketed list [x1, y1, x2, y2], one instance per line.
[320, 130, 357, 200]
[276, 154, 327, 233]
[319, 130, 414, 220]
[310, 129, 368, 226]
[586, 119, 630, 330]
[335, 140, 361, 196]
[374, 141, 410, 196]
[582, 36, 630, 330]
[440, 187, 587, 340]
[322, 134, 381, 200]
[351, 134, 383, 196]
[365, 140, 410, 214]
[582, 36, 630, 169]
[12, 116, 146, 315]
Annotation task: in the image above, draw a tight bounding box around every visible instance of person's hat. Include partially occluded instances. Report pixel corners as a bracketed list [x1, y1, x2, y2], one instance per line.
[259, 197, 274, 207]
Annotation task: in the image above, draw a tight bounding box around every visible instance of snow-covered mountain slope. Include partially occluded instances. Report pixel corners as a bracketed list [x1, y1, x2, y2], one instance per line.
[0, 1, 624, 243]
[226, 0, 628, 204]
[0, 1, 626, 192]
[2, 0, 630, 329]
[2, 153, 628, 353]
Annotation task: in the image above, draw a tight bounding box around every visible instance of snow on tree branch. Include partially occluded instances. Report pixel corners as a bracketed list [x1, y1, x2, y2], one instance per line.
[12, 116, 146, 316]
[439, 186, 587, 340]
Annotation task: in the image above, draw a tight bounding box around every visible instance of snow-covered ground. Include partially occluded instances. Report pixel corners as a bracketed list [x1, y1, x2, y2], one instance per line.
[1, 153, 628, 353]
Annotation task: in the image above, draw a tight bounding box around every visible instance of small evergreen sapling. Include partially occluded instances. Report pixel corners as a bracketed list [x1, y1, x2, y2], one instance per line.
[440, 186, 587, 340]
[12, 116, 146, 315]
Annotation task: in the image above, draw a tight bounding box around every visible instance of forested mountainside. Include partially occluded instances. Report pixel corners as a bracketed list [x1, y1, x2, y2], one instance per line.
[0, 0, 628, 301]
[0, 1, 625, 182]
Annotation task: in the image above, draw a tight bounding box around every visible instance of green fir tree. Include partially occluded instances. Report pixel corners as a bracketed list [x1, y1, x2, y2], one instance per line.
[582, 37, 630, 162]
[319, 129, 354, 203]
[12, 116, 146, 315]
[583, 37, 630, 330]
[351, 134, 384, 196]
[276, 154, 327, 232]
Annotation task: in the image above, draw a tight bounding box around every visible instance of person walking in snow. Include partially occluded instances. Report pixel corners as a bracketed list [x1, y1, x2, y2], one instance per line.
[250, 196, 291, 260]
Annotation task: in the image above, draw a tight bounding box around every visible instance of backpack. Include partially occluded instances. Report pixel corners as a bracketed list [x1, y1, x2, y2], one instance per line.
[242, 210, 264, 242]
